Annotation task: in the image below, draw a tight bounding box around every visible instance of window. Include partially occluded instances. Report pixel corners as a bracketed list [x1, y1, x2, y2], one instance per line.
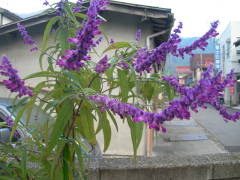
[226, 39, 231, 58]
[222, 45, 225, 61]
[236, 50, 240, 55]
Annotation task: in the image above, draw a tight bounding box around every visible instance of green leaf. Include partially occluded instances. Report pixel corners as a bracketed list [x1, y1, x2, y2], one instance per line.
[106, 110, 118, 132]
[10, 102, 30, 140]
[90, 75, 101, 92]
[74, 12, 87, 19]
[142, 82, 155, 102]
[98, 111, 111, 152]
[63, 4, 79, 26]
[24, 71, 57, 80]
[0, 176, 15, 180]
[42, 16, 60, 51]
[118, 69, 129, 102]
[103, 42, 131, 53]
[164, 82, 175, 101]
[83, 88, 96, 96]
[59, 29, 70, 52]
[127, 117, 144, 156]
[64, 71, 84, 90]
[76, 105, 96, 145]
[44, 91, 76, 112]
[73, 140, 87, 179]
[63, 144, 74, 180]
[20, 148, 27, 179]
[43, 100, 73, 156]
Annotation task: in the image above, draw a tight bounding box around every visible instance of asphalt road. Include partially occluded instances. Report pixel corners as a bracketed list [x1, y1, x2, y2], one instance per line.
[191, 105, 240, 152]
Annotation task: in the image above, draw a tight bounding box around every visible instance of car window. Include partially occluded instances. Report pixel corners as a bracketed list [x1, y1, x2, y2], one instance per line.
[0, 112, 7, 128]
[0, 112, 20, 142]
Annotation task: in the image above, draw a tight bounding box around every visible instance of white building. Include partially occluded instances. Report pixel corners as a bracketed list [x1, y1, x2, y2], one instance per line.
[218, 21, 240, 105]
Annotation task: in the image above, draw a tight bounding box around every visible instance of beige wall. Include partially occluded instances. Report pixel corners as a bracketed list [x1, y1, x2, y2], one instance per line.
[0, 11, 154, 155]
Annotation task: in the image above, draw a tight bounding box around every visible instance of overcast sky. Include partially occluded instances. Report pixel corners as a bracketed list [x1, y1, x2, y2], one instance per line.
[1, 0, 240, 37]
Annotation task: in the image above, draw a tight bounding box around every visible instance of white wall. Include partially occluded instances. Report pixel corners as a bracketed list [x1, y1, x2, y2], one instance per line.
[218, 21, 240, 105]
[2, 16, 12, 25]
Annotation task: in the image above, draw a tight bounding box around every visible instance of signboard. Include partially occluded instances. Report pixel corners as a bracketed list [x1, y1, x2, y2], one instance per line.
[229, 87, 235, 95]
[176, 66, 192, 74]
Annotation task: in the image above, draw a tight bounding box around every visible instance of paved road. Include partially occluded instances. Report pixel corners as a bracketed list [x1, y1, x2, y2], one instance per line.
[191, 105, 240, 152]
[152, 118, 226, 157]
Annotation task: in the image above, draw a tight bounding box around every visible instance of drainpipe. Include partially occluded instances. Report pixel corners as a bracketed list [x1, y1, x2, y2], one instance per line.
[146, 29, 169, 49]
[145, 29, 169, 157]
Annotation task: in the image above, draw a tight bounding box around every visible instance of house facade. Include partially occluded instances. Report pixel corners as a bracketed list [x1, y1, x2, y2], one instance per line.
[0, 2, 174, 156]
[218, 21, 240, 105]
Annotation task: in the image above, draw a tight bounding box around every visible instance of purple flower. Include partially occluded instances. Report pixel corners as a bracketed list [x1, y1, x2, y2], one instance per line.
[73, 0, 83, 13]
[117, 61, 129, 69]
[17, 23, 38, 52]
[110, 38, 115, 44]
[56, 0, 69, 16]
[43, 0, 49, 6]
[96, 37, 103, 45]
[95, 56, 110, 73]
[135, 29, 141, 41]
[57, 0, 109, 70]
[0, 56, 33, 97]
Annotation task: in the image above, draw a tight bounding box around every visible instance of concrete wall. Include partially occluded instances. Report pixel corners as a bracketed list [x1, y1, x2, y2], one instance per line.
[88, 153, 240, 180]
[0, 11, 154, 155]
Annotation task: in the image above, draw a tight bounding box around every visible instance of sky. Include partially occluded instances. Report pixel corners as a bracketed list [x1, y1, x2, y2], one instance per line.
[1, 0, 240, 37]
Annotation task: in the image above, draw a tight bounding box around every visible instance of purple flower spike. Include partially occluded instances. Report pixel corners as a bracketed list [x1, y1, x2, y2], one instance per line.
[95, 56, 110, 73]
[134, 22, 182, 73]
[177, 21, 219, 57]
[89, 66, 240, 132]
[17, 23, 38, 52]
[134, 21, 219, 73]
[57, 0, 109, 70]
[0, 56, 33, 97]
[135, 29, 142, 41]
[163, 65, 240, 122]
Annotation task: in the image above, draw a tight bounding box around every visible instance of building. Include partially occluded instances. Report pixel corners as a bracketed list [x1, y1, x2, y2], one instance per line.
[218, 21, 240, 105]
[190, 53, 215, 82]
[0, 7, 22, 25]
[175, 66, 192, 85]
[0, 2, 174, 156]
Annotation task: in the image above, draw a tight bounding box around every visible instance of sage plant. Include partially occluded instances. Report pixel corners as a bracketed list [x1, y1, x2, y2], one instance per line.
[0, 0, 238, 179]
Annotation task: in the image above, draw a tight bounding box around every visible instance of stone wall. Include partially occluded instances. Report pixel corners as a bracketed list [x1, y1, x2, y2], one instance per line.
[87, 153, 240, 180]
